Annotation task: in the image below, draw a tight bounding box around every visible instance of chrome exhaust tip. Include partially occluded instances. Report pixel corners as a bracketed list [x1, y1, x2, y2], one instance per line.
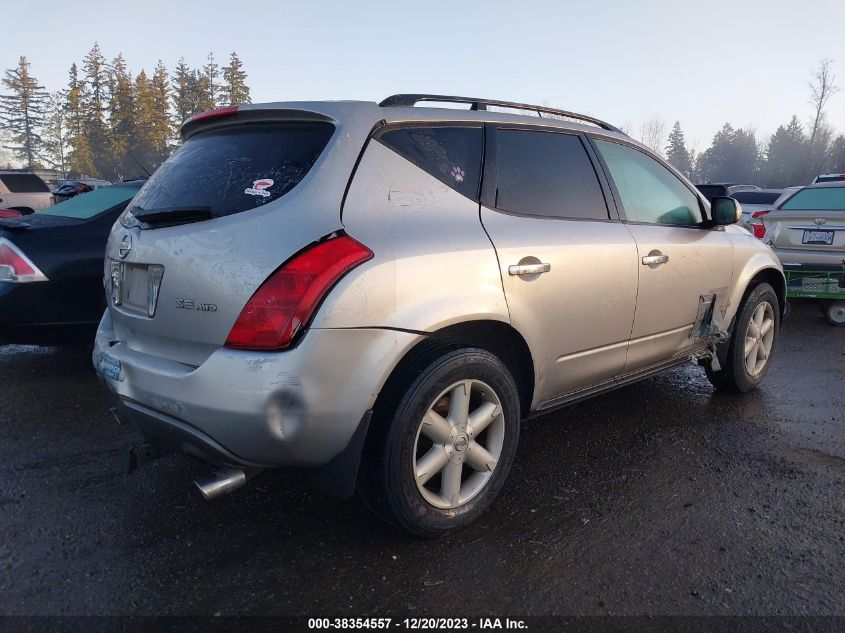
[194, 467, 248, 501]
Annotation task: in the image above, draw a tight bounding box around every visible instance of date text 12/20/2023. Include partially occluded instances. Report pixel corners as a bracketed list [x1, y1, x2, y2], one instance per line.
[307, 618, 528, 630]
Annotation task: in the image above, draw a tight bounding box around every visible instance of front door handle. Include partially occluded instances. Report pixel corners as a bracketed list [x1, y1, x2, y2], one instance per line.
[641, 251, 669, 267]
[508, 262, 551, 276]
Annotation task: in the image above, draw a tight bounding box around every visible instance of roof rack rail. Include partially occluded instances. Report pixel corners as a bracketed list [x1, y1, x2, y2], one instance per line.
[379, 94, 625, 135]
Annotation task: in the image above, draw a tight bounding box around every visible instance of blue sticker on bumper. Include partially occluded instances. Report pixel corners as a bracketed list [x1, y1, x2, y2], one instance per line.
[97, 352, 122, 381]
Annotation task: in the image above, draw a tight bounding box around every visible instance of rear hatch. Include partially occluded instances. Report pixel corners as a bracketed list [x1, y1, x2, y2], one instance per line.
[763, 185, 845, 261]
[104, 103, 380, 366]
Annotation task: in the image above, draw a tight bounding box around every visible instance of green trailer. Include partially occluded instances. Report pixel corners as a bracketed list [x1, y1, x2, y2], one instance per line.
[785, 268, 845, 326]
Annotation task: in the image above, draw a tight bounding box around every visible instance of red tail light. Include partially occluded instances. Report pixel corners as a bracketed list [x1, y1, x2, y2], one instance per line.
[0, 238, 48, 283]
[750, 210, 771, 239]
[225, 235, 373, 350]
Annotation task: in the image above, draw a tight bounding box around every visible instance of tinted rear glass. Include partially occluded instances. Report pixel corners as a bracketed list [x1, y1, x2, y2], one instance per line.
[781, 187, 845, 210]
[695, 185, 728, 200]
[377, 125, 482, 200]
[0, 173, 50, 193]
[732, 191, 782, 204]
[37, 186, 137, 219]
[815, 175, 845, 183]
[128, 122, 335, 221]
[494, 129, 609, 220]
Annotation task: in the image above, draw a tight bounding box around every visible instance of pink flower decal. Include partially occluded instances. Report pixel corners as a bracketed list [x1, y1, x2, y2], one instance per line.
[451, 165, 465, 183]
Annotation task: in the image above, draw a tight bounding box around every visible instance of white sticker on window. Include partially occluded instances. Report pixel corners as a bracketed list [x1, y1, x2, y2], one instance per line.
[244, 179, 275, 197]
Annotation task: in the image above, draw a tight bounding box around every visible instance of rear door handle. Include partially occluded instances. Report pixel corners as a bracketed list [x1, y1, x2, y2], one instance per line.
[641, 252, 669, 266]
[508, 262, 551, 276]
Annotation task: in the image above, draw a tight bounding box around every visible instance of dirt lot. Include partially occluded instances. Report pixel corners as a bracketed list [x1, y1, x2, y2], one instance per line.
[0, 302, 843, 616]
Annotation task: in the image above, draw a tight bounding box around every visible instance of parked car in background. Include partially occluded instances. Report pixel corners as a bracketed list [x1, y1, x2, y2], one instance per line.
[761, 182, 845, 325]
[93, 95, 784, 536]
[732, 189, 784, 221]
[812, 173, 845, 184]
[52, 180, 94, 202]
[695, 182, 759, 202]
[0, 209, 22, 219]
[0, 170, 53, 215]
[0, 181, 144, 346]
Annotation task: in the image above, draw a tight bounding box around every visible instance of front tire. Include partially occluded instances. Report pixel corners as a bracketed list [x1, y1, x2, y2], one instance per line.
[706, 282, 780, 393]
[359, 346, 520, 537]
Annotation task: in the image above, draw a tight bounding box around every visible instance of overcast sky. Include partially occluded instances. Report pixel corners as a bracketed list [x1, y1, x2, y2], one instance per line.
[4, 0, 844, 149]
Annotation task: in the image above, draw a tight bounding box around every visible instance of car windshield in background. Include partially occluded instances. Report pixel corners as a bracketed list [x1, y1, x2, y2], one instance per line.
[37, 186, 138, 219]
[732, 191, 782, 205]
[696, 185, 727, 199]
[0, 174, 50, 193]
[780, 187, 845, 211]
[127, 122, 335, 222]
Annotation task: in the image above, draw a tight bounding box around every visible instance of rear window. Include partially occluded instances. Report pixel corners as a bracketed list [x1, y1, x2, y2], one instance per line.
[732, 191, 782, 204]
[781, 187, 845, 211]
[37, 186, 138, 219]
[815, 174, 845, 183]
[376, 125, 483, 200]
[494, 129, 609, 220]
[0, 173, 50, 193]
[128, 122, 335, 222]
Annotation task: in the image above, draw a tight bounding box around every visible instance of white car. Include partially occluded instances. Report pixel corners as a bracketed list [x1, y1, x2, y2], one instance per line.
[0, 171, 53, 214]
[732, 189, 785, 222]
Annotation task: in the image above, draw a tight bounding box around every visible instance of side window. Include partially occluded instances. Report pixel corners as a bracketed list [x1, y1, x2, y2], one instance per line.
[494, 129, 609, 220]
[593, 138, 703, 226]
[377, 125, 482, 201]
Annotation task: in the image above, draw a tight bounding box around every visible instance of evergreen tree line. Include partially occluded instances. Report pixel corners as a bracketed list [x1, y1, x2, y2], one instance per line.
[657, 59, 843, 187]
[0, 43, 251, 180]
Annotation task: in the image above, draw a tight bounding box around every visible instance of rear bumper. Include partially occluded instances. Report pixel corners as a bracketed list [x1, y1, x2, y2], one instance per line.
[93, 311, 422, 467]
[771, 246, 845, 268]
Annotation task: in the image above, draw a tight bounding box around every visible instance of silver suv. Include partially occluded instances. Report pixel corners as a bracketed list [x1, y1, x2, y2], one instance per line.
[94, 95, 785, 536]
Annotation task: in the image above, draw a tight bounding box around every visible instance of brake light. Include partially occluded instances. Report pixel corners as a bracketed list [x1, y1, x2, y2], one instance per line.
[0, 238, 48, 283]
[225, 235, 373, 350]
[749, 210, 771, 239]
[189, 105, 239, 124]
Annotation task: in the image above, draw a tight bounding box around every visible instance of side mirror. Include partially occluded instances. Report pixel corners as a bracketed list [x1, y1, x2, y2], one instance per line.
[711, 196, 740, 225]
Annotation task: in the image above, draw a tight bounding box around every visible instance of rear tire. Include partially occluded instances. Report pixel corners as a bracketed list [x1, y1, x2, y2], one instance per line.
[358, 345, 520, 537]
[823, 300, 845, 327]
[706, 283, 780, 393]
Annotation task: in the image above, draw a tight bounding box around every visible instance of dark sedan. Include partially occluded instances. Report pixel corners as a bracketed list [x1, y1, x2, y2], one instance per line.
[0, 181, 144, 346]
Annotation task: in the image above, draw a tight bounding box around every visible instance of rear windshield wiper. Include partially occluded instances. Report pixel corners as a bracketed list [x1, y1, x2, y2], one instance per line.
[131, 206, 213, 224]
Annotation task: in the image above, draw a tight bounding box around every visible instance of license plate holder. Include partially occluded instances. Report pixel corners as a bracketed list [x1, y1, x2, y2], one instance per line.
[802, 229, 834, 245]
[97, 352, 122, 381]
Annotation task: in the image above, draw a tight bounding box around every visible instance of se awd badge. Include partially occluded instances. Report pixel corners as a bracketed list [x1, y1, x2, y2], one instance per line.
[244, 179, 274, 197]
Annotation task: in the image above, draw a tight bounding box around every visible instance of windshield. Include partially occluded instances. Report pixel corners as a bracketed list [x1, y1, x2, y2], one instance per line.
[37, 187, 138, 219]
[127, 121, 335, 223]
[780, 187, 845, 211]
[732, 191, 782, 204]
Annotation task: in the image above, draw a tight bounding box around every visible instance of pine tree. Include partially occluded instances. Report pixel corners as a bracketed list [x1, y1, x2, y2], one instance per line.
[107, 53, 135, 178]
[199, 52, 220, 109]
[0, 56, 49, 167]
[65, 63, 95, 177]
[221, 52, 250, 105]
[665, 121, 692, 177]
[131, 70, 157, 175]
[763, 116, 807, 187]
[829, 136, 845, 172]
[42, 92, 68, 176]
[171, 57, 194, 126]
[697, 124, 759, 184]
[149, 61, 173, 165]
[82, 43, 109, 177]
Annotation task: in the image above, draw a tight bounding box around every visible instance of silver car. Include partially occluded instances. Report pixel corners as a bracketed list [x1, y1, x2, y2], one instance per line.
[94, 94, 785, 536]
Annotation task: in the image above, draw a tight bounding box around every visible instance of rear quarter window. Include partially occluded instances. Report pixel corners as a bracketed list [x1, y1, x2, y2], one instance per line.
[0, 174, 50, 193]
[128, 121, 335, 221]
[376, 125, 483, 201]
